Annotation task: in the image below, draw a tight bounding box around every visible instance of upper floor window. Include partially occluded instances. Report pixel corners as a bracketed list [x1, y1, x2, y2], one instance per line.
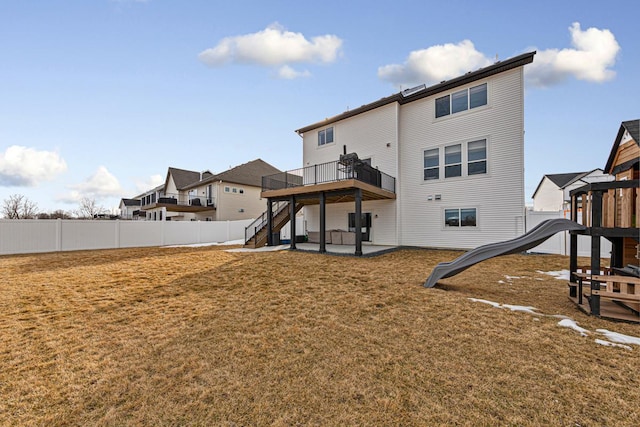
[435, 83, 487, 118]
[318, 127, 334, 146]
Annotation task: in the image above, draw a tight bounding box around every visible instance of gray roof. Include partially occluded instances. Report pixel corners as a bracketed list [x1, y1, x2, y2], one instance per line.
[295, 51, 536, 134]
[605, 119, 640, 173]
[531, 170, 600, 199]
[167, 167, 204, 190]
[120, 198, 140, 207]
[184, 159, 282, 189]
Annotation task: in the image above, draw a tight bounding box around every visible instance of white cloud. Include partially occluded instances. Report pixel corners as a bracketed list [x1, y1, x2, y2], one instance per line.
[198, 23, 343, 78]
[378, 40, 493, 88]
[525, 22, 620, 87]
[0, 145, 67, 187]
[276, 65, 311, 80]
[57, 166, 123, 203]
[135, 174, 164, 193]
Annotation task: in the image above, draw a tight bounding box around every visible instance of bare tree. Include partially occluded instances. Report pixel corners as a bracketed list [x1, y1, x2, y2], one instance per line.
[2, 194, 39, 219]
[76, 197, 105, 219]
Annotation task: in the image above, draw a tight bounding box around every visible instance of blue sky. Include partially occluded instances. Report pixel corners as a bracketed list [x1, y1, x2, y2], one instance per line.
[0, 0, 637, 214]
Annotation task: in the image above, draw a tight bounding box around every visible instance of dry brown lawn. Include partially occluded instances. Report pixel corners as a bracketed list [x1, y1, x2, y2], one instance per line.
[1, 245, 638, 426]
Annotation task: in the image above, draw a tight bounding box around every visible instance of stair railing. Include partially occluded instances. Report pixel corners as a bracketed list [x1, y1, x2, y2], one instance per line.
[244, 201, 289, 244]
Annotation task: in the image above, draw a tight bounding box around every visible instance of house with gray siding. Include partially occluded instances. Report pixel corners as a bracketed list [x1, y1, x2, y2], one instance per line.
[249, 51, 536, 253]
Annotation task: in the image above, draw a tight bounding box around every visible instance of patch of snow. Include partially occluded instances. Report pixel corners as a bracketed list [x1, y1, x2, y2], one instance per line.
[557, 319, 589, 337]
[225, 244, 290, 253]
[497, 280, 506, 284]
[164, 239, 245, 248]
[594, 339, 632, 351]
[596, 329, 640, 346]
[503, 304, 541, 315]
[505, 275, 521, 280]
[468, 298, 502, 308]
[539, 270, 571, 280]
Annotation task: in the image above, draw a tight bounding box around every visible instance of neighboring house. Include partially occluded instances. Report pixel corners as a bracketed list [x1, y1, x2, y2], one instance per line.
[568, 119, 639, 320]
[249, 51, 536, 252]
[531, 169, 612, 212]
[119, 198, 142, 220]
[140, 159, 281, 221]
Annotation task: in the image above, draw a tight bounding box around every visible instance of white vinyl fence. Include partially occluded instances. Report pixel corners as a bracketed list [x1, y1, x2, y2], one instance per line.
[0, 219, 253, 255]
[525, 210, 611, 258]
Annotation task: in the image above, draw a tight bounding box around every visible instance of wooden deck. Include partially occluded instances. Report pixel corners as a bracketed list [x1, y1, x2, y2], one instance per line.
[261, 179, 396, 203]
[568, 294, 640, 323]
[569, 273, 640, 323]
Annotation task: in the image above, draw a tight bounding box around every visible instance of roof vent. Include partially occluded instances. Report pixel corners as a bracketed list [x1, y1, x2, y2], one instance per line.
[401, 84, 426, 97]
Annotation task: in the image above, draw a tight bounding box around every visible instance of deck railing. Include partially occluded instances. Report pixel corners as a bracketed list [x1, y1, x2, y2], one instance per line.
[570, 180, 639, 228]
[262, 160, 396, 194]
[141, 193, 216, 209]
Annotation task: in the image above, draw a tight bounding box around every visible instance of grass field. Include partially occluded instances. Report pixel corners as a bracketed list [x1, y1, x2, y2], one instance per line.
[1, 245, 639, 426]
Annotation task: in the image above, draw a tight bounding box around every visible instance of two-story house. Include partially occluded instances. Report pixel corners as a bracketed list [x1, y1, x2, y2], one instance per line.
[139, 159, 281, 221]
[248, 51, 536, 254]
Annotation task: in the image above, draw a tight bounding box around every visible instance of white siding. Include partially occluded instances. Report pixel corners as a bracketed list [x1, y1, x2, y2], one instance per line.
[533, 178, 563, 211]
[303, 102, 399, 177]
[298, 67, 528, 250]
[304, 200, 397, 245]
[398, 69, 525, 249]
[302, 103, 399, 243]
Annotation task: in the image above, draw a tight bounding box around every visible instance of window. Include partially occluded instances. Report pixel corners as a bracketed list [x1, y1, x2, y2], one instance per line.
[451, 89, 468, 114]
[445, 208, 477, 228]
[435, 95, 450, 118]
[468, 139, 487, 175]
[423, 148, 439, 180]
[435, 83, 487, 118]
[423, 138, 487, 181]
[469, 83, 487, 108]
[445, 144, 462, 178]
[224, 186, 230, 193]
[318, 127, 334, 146]
[232, 187, 237, 193]
[239, 188, 244, 194]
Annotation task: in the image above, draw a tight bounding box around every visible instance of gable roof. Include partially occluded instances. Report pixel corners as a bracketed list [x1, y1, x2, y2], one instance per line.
[531, 170, 602, 199]
[184, 159, 282, 189]
[295, 51, 536, 134]
[166, 167, 204, 190]
[604, 119, 640, 173]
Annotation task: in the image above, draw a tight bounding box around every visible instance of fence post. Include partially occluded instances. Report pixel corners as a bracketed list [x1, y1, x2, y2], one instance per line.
[115, 220, 120, 248]
[226, 220, 231, 242]
[56, 218, 62, 252]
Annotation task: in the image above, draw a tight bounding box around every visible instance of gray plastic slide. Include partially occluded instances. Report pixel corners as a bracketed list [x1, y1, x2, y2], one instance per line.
[424, 219, 586, 287]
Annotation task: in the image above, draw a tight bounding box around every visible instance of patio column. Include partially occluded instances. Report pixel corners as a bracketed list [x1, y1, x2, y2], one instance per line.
[319, 192, 326, 254]
[267, 199, 273, 246]
[290, 196, 296, 250]
[355, 188, 362, 256]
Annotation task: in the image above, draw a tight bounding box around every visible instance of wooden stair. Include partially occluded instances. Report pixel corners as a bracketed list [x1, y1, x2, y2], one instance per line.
[244, 203, 303, 248]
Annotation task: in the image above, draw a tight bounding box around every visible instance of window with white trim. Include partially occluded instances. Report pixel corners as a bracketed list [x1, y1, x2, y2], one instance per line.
[445, 208, 477, 228]
[318, 127, 334, 146]
[423, 148, 439, 180]
[467, 139, 487, 175]
[435, 83, 487, 118]
[423, 138, 487, 181]
[444, 144, 462, 178]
